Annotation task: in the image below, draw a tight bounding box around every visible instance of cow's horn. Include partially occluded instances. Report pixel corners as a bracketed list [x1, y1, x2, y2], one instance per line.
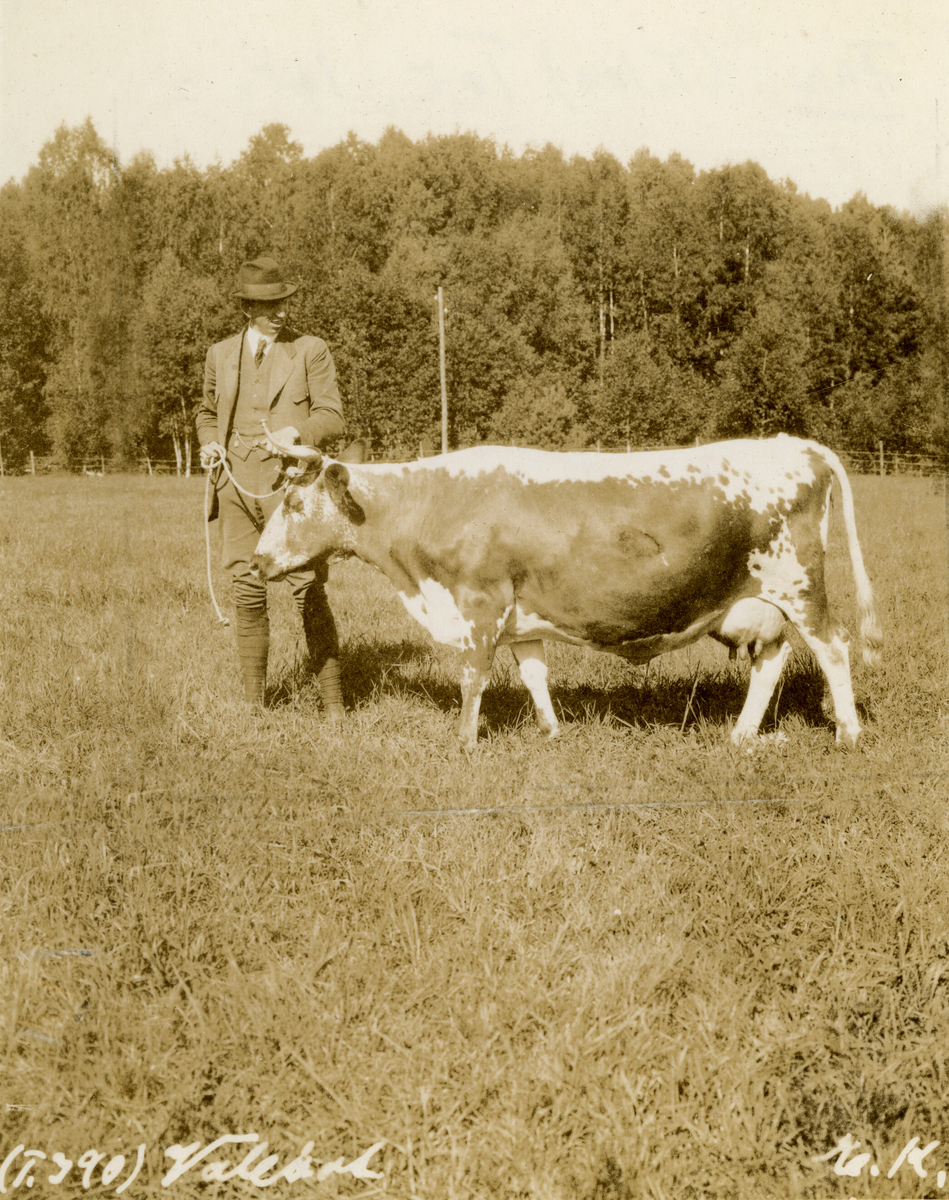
[260, 421, 323, 462]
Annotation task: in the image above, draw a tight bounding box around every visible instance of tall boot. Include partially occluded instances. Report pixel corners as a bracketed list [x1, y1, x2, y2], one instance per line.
[300, 586, 344, 720]
[234, 604, 270, 705]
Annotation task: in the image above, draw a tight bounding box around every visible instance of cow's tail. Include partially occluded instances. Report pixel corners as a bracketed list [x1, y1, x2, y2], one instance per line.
[815, 443, 883, 667]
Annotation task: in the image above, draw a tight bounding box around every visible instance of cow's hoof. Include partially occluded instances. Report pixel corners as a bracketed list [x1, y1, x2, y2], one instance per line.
[734, 730, 788, 753]
[538, 722, 561, 740]
[834, 729, 860, 750]
[324, 705, 346, 724]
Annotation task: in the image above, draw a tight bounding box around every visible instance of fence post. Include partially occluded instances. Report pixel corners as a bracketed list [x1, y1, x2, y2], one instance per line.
[145, 456, 153, 477]
[437, 286, 448, 454]
[30, 450, 35, 476]
[878, 440, 884, 477]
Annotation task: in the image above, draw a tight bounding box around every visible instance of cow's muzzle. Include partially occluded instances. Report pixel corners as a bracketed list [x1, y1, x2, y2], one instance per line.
[249, 552, 283, 582]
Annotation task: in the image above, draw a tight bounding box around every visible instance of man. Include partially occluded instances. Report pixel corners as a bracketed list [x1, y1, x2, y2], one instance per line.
[197, 256, 346, 715]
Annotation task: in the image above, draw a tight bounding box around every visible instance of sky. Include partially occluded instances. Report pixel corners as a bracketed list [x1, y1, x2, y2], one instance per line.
[2, 0, 947, 216]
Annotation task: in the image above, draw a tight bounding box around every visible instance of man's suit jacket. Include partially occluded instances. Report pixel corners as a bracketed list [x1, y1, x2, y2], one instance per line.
[197, 326, 345, 452]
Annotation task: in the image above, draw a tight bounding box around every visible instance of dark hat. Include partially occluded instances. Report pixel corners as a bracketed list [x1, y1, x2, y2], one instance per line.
[231, 257, 298, 300]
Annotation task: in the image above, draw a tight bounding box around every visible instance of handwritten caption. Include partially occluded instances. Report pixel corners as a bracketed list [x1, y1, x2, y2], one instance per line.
[0, 1135, 385, 1192]
[813, 1134, 945, 1185]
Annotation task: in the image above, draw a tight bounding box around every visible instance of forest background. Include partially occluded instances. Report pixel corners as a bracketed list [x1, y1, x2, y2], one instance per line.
[0, 118, 946, 470]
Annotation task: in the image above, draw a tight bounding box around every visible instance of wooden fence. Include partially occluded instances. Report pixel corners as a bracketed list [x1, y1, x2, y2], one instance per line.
[835, 449, 945, 478]
[589, 441, 945, 477]
[4, 445, 946, 479]
[587, 443, 945, 477]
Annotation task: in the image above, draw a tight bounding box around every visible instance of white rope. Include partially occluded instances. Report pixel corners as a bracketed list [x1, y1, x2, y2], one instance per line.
[200, 444, 291, 629]
[204, 443, 289, 501]
[204, 467, 230, 627]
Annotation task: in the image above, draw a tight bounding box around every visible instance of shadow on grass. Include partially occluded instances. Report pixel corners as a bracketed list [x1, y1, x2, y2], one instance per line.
[514, 661, 835, 740]
[269, 638, 459, 714]
[273, 636, 856, 741]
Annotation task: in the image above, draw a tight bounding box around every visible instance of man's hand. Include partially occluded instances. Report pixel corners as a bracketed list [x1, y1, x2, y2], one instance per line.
[261, 425, 302, 456]
[199, 441, 227, 469]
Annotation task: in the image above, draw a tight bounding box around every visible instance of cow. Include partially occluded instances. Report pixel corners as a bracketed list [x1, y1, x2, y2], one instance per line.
[250, 434, 882, 750]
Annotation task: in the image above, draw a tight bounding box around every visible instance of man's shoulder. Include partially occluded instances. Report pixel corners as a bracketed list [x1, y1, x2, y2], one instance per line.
[280, 328, 331, 354]
[208, 330, 243, 357]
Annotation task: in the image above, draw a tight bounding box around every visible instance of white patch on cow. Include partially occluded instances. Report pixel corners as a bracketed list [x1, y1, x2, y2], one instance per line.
[497, 605, 593, 649]
[495, 605, 514, 640]
[745, 530, 811, 623]
[397, 577, 476, 650]
[504, 606, 567, 641]
[403, 439, 820, 516]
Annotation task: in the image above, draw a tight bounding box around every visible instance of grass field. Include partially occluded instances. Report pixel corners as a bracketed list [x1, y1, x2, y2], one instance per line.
[1, 469, 947, 1198]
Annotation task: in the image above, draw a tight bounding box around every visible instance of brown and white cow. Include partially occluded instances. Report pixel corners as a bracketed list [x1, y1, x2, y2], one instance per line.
[251, 434, 882, 750]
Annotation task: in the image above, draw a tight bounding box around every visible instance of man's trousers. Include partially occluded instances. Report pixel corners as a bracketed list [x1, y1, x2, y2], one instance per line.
[214, 444, 342, 711]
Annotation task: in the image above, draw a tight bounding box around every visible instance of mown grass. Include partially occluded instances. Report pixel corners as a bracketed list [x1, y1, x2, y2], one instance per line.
[1, 471, 947, 1198]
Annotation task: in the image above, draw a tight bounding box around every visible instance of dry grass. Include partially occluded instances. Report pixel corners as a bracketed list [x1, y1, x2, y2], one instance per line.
[1, 471, 947, 1198]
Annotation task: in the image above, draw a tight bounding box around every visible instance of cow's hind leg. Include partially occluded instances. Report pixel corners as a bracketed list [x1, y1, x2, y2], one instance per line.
[760, 503, 865, 747]
[793, 624, 861, 747]
[731, 637, 793, 746]
[510, 641, 560, 738]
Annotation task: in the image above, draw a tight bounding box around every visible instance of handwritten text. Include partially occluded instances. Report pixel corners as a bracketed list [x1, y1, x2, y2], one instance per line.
[0, 1136, 385, 1192]
[813, 1133, 943, 1185]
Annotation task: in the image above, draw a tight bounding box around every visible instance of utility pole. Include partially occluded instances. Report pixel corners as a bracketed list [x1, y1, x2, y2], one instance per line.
[437, 287, 448, 453]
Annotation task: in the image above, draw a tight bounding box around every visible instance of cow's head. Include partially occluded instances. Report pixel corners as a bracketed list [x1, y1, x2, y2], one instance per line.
[250, 431, 369, 581]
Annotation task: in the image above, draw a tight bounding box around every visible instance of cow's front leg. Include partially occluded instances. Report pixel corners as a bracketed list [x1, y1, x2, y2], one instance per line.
[457, 642, 497, 750]
[510, 641, 560, 738]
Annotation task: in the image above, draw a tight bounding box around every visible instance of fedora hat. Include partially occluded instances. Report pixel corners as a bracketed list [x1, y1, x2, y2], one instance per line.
[231, 257, 298, 301]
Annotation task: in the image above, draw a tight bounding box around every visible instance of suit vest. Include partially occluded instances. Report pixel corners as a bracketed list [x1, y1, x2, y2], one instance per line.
[232, 336, 275, 436]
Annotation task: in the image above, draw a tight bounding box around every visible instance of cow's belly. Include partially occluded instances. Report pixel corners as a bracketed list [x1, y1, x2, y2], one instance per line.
[499, 602, 727, 663]
[506, 541, 753, 647]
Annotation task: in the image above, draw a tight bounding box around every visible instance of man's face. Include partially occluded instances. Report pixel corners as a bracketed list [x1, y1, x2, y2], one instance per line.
[246, 298, 290, 338]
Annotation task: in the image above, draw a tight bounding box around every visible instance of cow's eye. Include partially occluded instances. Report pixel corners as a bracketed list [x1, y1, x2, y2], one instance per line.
[283, 489, 304, 516]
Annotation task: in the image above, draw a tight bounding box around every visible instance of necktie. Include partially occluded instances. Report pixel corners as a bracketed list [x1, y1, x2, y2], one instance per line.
[254, 340, 266, 368]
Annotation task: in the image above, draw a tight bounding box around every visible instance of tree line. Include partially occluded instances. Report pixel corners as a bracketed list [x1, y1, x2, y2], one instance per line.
[1, 118, 946, 470]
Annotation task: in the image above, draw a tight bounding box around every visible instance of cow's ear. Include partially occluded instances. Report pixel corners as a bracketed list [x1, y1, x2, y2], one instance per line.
[323, 463, 365, 525]
[338, 437, 369, 464]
